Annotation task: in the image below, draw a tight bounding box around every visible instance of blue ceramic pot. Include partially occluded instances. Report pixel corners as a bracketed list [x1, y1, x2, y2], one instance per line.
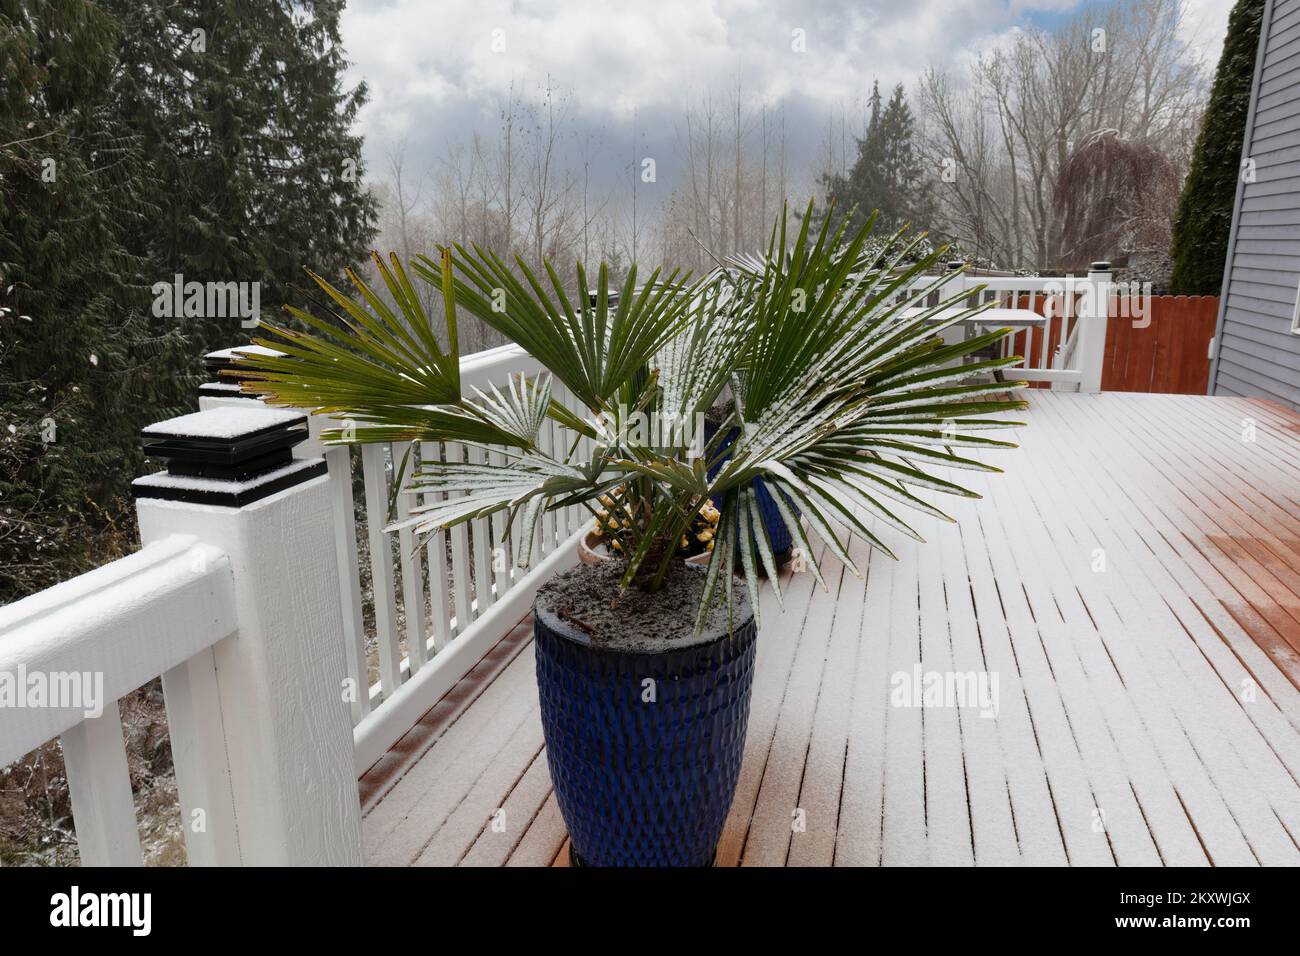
[533, 586, 758, 867]
[704, 421, 797, 565]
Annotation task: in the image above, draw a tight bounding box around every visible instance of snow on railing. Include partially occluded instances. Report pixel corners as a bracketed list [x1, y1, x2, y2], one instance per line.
[0, 535, 235, 865]
[199, 343, 589, 776]
[0, 410, 365, 866]
[889, 263, 1113, 393]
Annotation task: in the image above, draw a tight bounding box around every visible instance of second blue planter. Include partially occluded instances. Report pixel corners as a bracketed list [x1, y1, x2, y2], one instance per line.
[703, 421, 798, 566]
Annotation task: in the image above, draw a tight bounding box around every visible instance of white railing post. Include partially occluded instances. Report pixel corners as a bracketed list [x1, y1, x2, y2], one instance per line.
[200, 345, 369, 724]
[61, 704, 143, 866]
[133, 407, 364, 865]
[1077, 261, 1112, 394]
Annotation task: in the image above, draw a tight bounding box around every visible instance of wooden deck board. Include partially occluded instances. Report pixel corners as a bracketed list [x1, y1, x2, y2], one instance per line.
[715, 544, 828, 867]
[786, 540, 868, 866]
[741, 554, 846, 866]
[834, 546, 900, 865]
[1013, 422, 1246, 865]
[361, 392, 1300, 866]
[1029, 396, 1300, 863]
[988, 418, 1212, 864]
[1028, 402, 1295, 866]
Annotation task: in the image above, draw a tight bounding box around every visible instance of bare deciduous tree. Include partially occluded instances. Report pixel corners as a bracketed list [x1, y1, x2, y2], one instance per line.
[916, 0, 1204, 272]
[1055, 129, 1181, 278]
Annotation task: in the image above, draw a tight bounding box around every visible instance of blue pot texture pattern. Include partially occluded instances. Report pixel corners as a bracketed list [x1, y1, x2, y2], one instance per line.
[533, 600, 759, 867]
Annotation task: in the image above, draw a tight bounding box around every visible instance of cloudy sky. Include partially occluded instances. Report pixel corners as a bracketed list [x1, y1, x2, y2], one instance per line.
[340, 0, 1236, 199]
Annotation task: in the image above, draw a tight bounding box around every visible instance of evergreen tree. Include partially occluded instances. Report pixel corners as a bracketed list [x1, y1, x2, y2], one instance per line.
[1169, 0, 1266, 294]
[0, 0, 197, 599]
[1, 0, 379, 599]
[823, 82, 928, 234]
[107, 0, 380, 353]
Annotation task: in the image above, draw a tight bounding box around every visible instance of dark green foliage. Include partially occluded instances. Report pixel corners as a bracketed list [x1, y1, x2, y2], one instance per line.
[0, 0, 378, 601]
[822, 82, 931, 234]
[1169, 0, 1266, 294]
[107, 0, 379, 353]
[0, 0, 196, 600]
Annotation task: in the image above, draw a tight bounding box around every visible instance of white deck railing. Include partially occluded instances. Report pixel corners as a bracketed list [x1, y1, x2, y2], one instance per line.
[891, 264, 1113, 392]
[0, 536, 235, 865]
[0, 347, 592, 865]
[0, 272, 1110, 866]
[198, 344, 590, 776]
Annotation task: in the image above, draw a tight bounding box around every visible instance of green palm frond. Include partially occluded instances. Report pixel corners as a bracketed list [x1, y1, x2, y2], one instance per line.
[236, 200, 1028, 631]
[412, 248, 705, 412]
[235, 251, 462, 412]
[469, 371, 554, 448]
[688, 202, 1027, 620]
[654, 282, 750, 428]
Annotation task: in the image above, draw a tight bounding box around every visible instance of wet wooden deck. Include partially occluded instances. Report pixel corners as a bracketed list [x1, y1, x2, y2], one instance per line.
[359, 392, 1300, 866]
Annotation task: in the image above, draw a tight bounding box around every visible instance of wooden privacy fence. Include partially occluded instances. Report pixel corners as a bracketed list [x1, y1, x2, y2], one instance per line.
[1100, 296, 1220, 394]
[1008, 294, 1220, 394]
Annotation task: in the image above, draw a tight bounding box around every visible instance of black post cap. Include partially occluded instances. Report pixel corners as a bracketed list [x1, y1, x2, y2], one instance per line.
[1090, 261, 1112, 272]
[200, 344, 284, 399]
[132, 407, 325, 507]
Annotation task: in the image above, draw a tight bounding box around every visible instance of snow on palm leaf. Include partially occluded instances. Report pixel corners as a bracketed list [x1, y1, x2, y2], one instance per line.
[235, 202, 1028, 633]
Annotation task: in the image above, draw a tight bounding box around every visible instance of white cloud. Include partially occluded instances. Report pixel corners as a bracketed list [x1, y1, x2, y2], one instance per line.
[341, 0, 1057, 143]
[340, 0, 1233, 186]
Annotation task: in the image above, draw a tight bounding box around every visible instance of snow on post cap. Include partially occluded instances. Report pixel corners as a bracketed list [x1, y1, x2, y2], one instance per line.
[197, 343, 284, 398]
[204, 343, 285, 363]
[133, 407, 324, 508]
[142, 406, 305, 441]
[201, 344, 284, 399]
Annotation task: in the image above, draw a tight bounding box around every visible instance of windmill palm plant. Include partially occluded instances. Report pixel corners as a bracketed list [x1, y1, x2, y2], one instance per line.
[234, 202, 1027, 866]
[234, 202, 1026, 628]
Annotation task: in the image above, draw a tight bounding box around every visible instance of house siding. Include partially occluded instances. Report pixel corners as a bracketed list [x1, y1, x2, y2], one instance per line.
[1213, 0, 1300, 409]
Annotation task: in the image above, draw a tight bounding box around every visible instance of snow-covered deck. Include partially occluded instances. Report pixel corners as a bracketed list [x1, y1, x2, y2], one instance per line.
[358, 391, 1300, 866]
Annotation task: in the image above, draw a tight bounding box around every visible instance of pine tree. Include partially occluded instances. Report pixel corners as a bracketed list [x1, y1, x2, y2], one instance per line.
[0, 0, 197, 599]
[106, 0, 380, 353]
[1169, 0, 1266, 294]
[1, 0, 379, 599]
[823, 82, 928, 235]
